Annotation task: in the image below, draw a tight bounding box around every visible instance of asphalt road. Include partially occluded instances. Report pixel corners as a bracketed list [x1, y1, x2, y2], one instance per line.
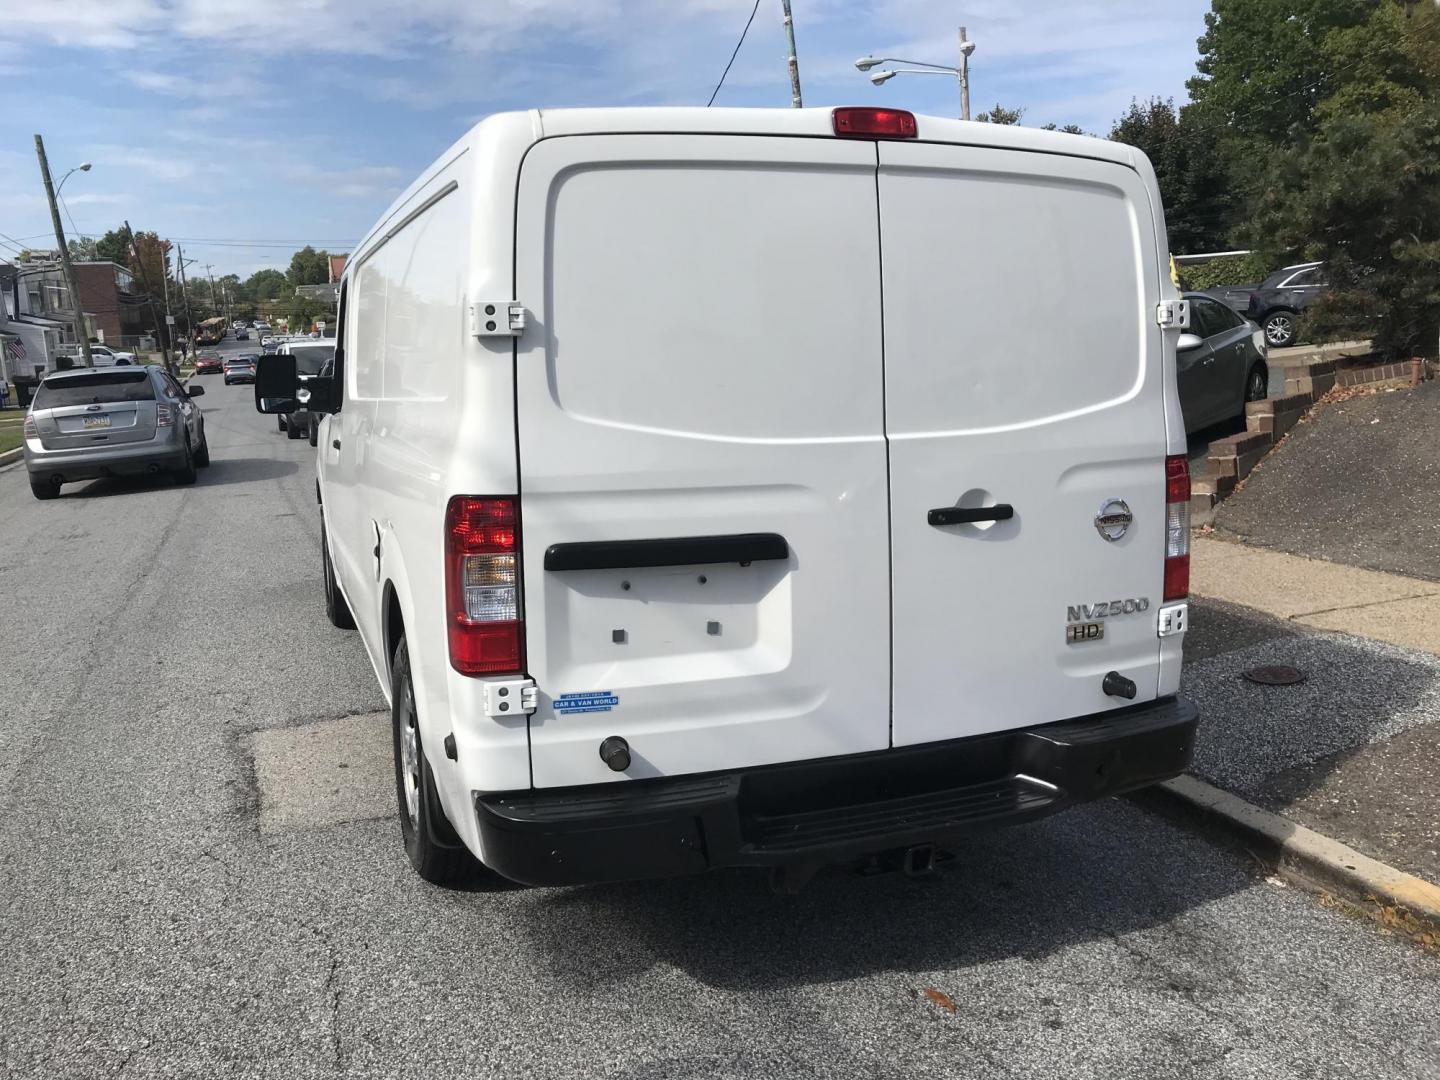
[2, 371, 1438, 1079]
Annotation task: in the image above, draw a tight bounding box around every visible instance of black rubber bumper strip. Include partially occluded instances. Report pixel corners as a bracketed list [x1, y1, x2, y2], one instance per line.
[544, 532, 789, 572]
[475, 695, 1199, 886]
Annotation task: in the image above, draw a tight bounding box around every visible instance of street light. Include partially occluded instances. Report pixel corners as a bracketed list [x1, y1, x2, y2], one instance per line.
[56, 161, 92, 197]
[855, 26, 977, 120]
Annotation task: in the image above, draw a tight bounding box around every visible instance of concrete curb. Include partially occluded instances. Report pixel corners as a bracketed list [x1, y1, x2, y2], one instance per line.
[1137, 774, 1440, 948]
[0, 446, 20, 469]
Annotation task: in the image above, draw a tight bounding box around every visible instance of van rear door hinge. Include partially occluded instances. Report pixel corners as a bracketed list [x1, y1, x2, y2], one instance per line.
[470, 301, 526, 338]
[1156, 299, 1190, 329]
[482, 678, 538, 718]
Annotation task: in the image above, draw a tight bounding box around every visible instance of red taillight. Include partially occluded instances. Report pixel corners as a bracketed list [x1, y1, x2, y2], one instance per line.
[156, 403, 175, 427]
[1164, 455, 1190, 601]
[832, 107, 918, 139]
[23, 413, 37, 438]
[444, 496, 524, 676]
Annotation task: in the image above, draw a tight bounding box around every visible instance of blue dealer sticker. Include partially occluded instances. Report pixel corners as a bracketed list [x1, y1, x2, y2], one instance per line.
[554, 690, 620, 715]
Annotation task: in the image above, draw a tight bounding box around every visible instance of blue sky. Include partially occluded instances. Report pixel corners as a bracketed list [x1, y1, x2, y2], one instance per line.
[0, 0, 1210, 279]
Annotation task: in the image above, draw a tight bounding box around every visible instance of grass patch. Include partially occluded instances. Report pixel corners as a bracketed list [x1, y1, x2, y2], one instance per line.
[0, 426, 22, 455]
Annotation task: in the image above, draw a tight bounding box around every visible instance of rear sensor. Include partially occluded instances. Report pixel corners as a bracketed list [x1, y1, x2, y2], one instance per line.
[599, 736, 632, 772]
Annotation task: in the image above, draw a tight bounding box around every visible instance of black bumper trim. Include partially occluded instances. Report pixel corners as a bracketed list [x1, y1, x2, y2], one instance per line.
[475, 696, 1198, 886]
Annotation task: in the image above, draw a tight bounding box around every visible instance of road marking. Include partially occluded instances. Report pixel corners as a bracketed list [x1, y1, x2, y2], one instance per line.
[248, 712, 392, 834]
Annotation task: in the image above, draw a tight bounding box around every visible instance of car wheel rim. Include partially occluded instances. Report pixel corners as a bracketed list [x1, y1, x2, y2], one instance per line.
[1248, 372, 1266, 400]
[1266, 317, 1292, 345]
[400, 696, 421, 828]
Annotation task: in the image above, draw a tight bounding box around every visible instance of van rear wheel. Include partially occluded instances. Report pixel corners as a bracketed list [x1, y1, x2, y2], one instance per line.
[277, 415, 287, 432]
[391, 636, 477, 885]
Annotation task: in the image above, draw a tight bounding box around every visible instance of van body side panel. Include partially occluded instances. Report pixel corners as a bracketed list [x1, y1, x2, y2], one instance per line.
[515, 134, 892, 789]
[877, 143, 1168, 746]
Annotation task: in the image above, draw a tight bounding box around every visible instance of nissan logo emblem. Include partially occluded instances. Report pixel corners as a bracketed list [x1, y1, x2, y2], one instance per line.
[1094, 499, 1133, 542]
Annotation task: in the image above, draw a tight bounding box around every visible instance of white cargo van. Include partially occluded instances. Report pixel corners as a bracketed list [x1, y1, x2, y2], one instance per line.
[255, 107, 1198, 887]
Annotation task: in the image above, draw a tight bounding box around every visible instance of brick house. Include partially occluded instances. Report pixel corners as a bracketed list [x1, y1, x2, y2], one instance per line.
[18, 260, 149, 346]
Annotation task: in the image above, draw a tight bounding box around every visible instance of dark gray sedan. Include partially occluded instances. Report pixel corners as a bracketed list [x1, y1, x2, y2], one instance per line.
[1178, 293, 1269, 434]
[22, 366, 209, 499]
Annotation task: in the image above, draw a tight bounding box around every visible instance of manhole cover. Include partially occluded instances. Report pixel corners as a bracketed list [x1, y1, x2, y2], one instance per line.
[1243, 665, 1307, 686]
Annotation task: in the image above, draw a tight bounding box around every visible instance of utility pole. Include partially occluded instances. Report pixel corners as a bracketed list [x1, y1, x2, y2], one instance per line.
[780, 0, 803, 108]
[33, 134, 93, 368]
[176, 245, 196, 357]
[958, 26, 972, 121]
[205, 263, 217, 323]
[160, 242, 173, 352]
[123, 220, 174, 376]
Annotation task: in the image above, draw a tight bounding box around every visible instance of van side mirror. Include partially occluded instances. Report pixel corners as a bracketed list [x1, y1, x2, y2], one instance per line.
[304, 374, 341, 414]
[184, 383, 205, 397]
[254, 354, 299, 414]
[1176, 332, 1204, 352]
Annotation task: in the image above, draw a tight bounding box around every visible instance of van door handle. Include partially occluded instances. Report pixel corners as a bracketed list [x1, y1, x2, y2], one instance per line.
[331, 439, 341, 450]
[928, 504, 1014, 526]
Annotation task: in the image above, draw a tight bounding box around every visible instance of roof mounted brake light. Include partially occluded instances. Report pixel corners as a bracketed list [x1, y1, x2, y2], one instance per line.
[832, 107, 918, 139]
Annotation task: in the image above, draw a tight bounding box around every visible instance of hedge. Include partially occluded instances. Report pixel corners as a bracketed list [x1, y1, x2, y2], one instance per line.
[1177, 252, 1271, 291]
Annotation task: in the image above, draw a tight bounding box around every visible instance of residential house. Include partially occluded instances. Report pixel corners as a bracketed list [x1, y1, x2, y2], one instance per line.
[18, 260, 151, 349]
[0, 262, 64, 381]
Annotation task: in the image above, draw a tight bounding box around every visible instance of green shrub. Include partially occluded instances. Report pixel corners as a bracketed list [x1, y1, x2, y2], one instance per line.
[1177, 252, 1270, 291]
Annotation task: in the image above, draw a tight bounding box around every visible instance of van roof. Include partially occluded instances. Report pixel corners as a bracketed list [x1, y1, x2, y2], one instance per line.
[352, 107, 1143, 266]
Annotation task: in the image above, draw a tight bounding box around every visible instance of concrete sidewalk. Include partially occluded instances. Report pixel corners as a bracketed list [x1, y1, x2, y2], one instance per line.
[1192, 535, 1440, 655]
[1180, 535, 1440, 901]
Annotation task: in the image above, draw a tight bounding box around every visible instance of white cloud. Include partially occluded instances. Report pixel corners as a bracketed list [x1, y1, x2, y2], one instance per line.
[285, 163, 406, 199]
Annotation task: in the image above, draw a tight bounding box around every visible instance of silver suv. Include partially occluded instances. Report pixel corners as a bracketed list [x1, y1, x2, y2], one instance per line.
[23, 365, 209, 500]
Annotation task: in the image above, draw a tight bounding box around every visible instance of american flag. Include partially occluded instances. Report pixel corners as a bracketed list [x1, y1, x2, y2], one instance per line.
[3, 337, 26, 363]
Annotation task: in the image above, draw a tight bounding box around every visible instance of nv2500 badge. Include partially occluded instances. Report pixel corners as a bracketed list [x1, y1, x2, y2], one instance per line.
[1065, 597, 1151, 644]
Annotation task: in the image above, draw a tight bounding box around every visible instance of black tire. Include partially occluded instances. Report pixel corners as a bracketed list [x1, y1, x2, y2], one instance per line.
[174, 436, 197, 485]
[195, 426, 211, 467]
[321, 521, 355, 630]
[286, 417, 305, 440]
[30, 478, 60, 501]
[391, 637, 475, 884]
[1262, 310, 1297, 349]
[308, 420, 319, 447]
[277, 415, 287, 432]
[1244, 363, 1268, 404]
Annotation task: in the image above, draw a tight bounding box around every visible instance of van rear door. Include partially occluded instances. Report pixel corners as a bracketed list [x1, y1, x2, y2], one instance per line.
[515, 135, 891, 789]
[876, 141, 1168, 746]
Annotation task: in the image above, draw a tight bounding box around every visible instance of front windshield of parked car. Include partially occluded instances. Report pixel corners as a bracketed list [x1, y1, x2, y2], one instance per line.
[291, 345, 335, 375]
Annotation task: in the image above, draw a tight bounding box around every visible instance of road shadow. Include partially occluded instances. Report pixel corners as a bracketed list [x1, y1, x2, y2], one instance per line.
[59, 456, 298, 498]
[202, 457, 300, 483]
[512, 799, 1254, 992]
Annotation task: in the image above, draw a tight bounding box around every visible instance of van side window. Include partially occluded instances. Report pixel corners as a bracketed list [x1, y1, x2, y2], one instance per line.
[332, 281, 347, 412]
[350, 180, 462, 403]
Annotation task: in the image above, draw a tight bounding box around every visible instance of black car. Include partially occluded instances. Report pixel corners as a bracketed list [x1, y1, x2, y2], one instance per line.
[1245, 262, 1326, 349]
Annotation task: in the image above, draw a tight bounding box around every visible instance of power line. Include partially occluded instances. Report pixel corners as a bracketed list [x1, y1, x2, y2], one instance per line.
[707, 0, 762, 107]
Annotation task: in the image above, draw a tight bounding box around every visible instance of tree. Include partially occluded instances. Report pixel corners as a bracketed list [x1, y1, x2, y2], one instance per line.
[1108, 98, 1233, 253]
[245, 269, 289, 301]
[126, 231, 170, 299]
[1234, 0, 1440, 358]
[975, 104, 1024, 125]
[287, 246, 330, 287]
[67, 236, 99, 261]
[1041, 123, 1087, 135]
[94, 228, 130, 267]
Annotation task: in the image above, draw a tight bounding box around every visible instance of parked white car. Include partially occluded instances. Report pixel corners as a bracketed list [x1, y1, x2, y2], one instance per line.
[255, 106, 1198, 889]
[84, 344, 137, 366]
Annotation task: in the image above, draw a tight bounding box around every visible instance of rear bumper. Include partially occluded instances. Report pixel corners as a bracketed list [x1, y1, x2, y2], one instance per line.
[24, 435, 186, 483]
[475, 696, 1198, 886]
